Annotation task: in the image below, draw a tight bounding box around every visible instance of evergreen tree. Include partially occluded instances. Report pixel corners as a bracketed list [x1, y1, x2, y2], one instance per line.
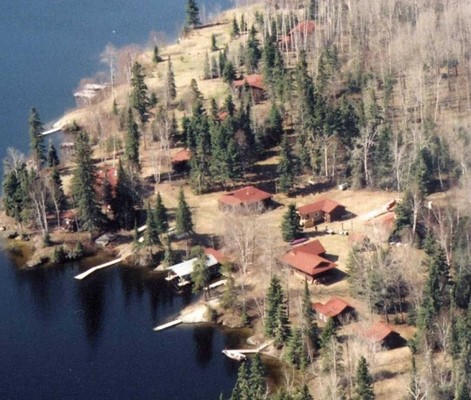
[149, 91, 158, 107]
[152, 45, 162, 63]
[47, 143, 60, 167]
[175, 188, 193, 234]
[130, 61, 149, 123]
[49, 166, 66, 225]
[185, 0, 201, 28]
[273, 304, 291, 347]
[250, 354, 266, 399]
[278, 133, 298, 193]
[203, 52, 211, 80]
[190, 79, 203, 104]
[220, 262, 237, 310]
[112, 159, 141, 230]
[163, 236, 176, 267]
[297, 385, 313, 400]
[230, 16, 240, 39]
[264, 103, 283, 147]
[154, 192, 169, 234]
[285, 328, 306, 369]
[210, 33, 218, 51]
[245, 25, 261, 73]
[3, 163, 31, 227]
[124, 108, 140, 170]
[222, 61, 236, 84]
[456, 381, 471, 400]
[29, 108, 46, 167]
[354, 356, 375, 400]
[144, 200, 160, 248]
[319, 317, 337, 349]
[191, 246, 209, 294]
[71, 131, 104, 231]
[281, 204, 301, 242]
[166, 57, 177, 102]
[301, 279, 319, 350]
[265, 275, 290, 346]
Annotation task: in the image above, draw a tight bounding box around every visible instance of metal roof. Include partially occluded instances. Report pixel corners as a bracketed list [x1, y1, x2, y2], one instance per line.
[167, 254, 218, 278]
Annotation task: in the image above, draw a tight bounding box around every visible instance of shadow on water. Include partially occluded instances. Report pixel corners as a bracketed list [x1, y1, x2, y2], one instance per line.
[193, 324, 215, 368]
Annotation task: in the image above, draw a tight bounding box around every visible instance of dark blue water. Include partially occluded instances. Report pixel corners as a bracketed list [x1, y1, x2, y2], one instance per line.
[0, 1, 253, 399]
[0, 247, 244, 399]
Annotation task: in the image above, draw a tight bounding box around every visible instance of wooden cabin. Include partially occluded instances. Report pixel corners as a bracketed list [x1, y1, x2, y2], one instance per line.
[297, 199, 346, 228]
[218, 186, 272, 211]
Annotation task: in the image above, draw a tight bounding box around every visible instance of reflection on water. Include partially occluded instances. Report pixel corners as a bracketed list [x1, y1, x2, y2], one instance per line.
[0, 250, 253, 399]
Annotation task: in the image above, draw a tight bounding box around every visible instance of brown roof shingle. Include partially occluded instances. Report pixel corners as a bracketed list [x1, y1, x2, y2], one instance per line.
[313, 297, 352, 318]
[218, 186, 272, 207]
[297, 199, 344, 217]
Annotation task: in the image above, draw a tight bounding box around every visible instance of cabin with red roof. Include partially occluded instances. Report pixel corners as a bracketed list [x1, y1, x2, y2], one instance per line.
[171, 149, 192, 173]
[280, 239, 337, 283]
[362, 322, 405, 349]
[218, 186, 272, 210]
[232, 74, 266, 103]
[279, 20, 316, 50]
[312, 297, 356, 323]
[297, 199, 346, 227]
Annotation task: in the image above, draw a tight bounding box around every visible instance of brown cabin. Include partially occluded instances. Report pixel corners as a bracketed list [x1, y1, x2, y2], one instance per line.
[171, 149, 191, 173]
[362, 322, 405, 349]
[297, 199, 346, 228]
[313, 297, 356, 323]
[280, 239, 337, 283]
[218, 186, 272, 210]
[232, 74, 266, 103]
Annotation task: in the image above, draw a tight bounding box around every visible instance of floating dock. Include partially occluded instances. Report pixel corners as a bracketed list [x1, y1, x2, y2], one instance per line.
[222, 340, 274, 359]
[153, 319, 182, 331]
[74, 257, 123, 280]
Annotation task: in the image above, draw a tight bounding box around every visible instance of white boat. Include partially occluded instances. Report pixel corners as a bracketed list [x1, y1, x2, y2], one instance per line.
[222, 349, 247, 361]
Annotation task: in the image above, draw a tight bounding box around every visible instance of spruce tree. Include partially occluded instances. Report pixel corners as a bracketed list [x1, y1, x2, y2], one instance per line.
[144, 201, 160, 248]
[222, 61, 236, 84]
[166, 57, 177, 103]
[130, 61, 149, 123]
[230, 16, 240, 39]
[285, 328, 306, 369]
[29, 108, 46, 167]
[354, 356, 375, 400]
[264, 103, 283, 147]
[185, 0, 201, 28]
[154, 192, 169, 234]
[265, 275, 284, 336]
[163, 236, 176, 267]
[250, 354, 266, 399]
[152, 45, 161, 63]
[47, 143, 60, 167]
[281, 204, 301, 242]
[221, 262, 237, 310]
[71, 131, 104, 231]
[49, 166, 66, 225]
[302, 279, 319, 350]
[245, 25, 261, 73]
[125, 108, 140, 170]
[203, 52, 211, 80]
[278, 133, 298, 194]
[319, 317, 337, 349]
[175, 188, 193, 234]
[210, 33, 218, 51]
[191, 246, 209, 294]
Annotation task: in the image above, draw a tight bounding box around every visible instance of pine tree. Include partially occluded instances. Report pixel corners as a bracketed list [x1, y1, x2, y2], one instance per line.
[71, 131, 104, 231]
[210, 33, 218, 51]
[163, 236, 176, 267]
[144, 201, 160, 248]
[221, 262, 237, 310]
[222, 61, 236, 84]
[3, 164, 30, 226]
[250, 354, 266, 399]
[245, 25, 261, 73]
[285, 328, 306, 369]
[166, 57, 177, 103]
[154, 192, 169, 234]
[319, 317, 337, 349]
[175, 188, 193, 234]
[130, 61, 149, 123]
[301, 279, 319, 350]
[152, 45, 162, 63]
[297, 385, 313, 400]
[47, 143, 60, 167]
[49, 166, 66, 226]
[281, 204, 301, 242]
[273, 303, 291, 347]
[112, 159, 141, 230]
[354, 356, 375, 400]
[185, 0, 201, 28]
[191, 246, 209, 294]
[230, 16, 240, 39]
[29, 107, 46, 167]
[264, 103, 283, 147]
[125, 108, 140, 170]
[278, 133, 298, 194]
[203, 52, 211, 80]
[265, 275, 290, 346]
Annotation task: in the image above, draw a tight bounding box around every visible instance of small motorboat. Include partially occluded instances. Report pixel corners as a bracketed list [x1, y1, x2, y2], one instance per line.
[222, 349, 247, 361]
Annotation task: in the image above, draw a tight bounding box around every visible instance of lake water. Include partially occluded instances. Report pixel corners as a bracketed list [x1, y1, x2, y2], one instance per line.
[0, 1, 262, 399]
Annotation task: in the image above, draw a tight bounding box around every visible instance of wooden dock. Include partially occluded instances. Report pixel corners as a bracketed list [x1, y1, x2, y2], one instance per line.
[40, 125, 63, 137]
[74, 257, 123, 280]
[153, 319, 182, 331]
[222, 340, 274, 358]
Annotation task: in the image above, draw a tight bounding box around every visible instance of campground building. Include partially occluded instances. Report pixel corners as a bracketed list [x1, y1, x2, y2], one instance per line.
[297, 198, 346, 228]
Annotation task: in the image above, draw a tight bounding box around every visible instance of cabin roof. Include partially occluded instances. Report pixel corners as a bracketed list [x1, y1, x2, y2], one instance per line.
[312, 297, 352, 318]
[280, 239, 336, 277]
[297, 199, 344, 217]
[171, 149, 191, 164]
[97, 167, 118, 188]
[289, 20, 316, 35]
[167, 254, 218, 278]
[363, 322, 396, 342]
[218, 186, 272, 207]
[233, 74, 265, 91]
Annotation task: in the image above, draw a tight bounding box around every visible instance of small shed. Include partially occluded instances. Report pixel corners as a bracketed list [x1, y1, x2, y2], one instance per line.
[363, 322, 405, 349]
[232, 75, 266, 103]
[297, 199, 346, 227]
[312, 297, 355, 323]
[218, 186, 272, 210]
[165, 253, 219, 287]
[171, 149, 192, 173]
